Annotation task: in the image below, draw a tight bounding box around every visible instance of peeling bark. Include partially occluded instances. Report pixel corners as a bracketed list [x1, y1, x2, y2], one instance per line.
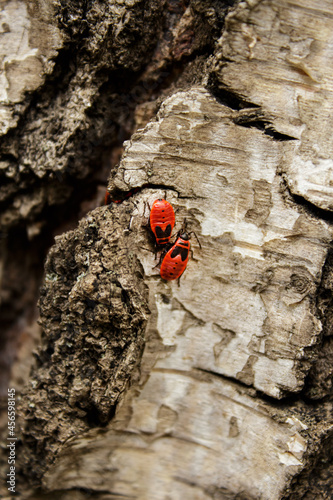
[110, 87, 331, 399]
[0, 0, 228, 403]
[210, 0, 333, 211]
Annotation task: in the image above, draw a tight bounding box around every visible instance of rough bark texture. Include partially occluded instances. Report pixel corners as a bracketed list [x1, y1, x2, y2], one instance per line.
[0, 0, 229, 401]
[110, 87, 331, 399]
[1, 0, 333, 499]
[19, 204, 149, 485]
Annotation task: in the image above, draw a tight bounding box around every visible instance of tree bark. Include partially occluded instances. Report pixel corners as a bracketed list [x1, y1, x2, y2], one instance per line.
[1, 1, 333, 499]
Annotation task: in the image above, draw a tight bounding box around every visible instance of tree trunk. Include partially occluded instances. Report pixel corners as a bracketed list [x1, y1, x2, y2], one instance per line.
[1, 1, 333, 499]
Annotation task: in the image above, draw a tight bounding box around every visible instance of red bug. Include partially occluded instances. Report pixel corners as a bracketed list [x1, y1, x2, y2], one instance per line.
[104, 190, 111, 205]
[160, 232, 190, 281]
[104, 187, 141, 205]
[160, 222, 201, 282]
[149, 199, 175, 246]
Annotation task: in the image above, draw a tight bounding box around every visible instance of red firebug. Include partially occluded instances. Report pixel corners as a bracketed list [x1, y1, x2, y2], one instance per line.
[149, 199, 175, 246]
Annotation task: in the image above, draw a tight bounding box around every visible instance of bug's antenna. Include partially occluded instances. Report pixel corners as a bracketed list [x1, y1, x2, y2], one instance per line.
[189, 230, 201, 249]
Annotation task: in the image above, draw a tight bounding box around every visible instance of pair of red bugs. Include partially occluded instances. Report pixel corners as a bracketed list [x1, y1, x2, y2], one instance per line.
[149, 198, 200, 282]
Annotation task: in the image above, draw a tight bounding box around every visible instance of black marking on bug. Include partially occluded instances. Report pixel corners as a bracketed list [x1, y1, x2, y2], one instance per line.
[171, 245, 189, 261]
[155, 224, 172, 238]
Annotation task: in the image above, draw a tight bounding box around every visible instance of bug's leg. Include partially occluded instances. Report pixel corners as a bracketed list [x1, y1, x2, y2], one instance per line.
[189, 247, 200, 262]
[177, 272, 184, 287]
[140, 246, 155, 254]
[189, 230, 202, 249]
[153, 252, 163, 269]
[154, 246, 169, 268]
[169, 231, 179, 244]
[177, 218, 187, 236]
[177, 266, 187, 286]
